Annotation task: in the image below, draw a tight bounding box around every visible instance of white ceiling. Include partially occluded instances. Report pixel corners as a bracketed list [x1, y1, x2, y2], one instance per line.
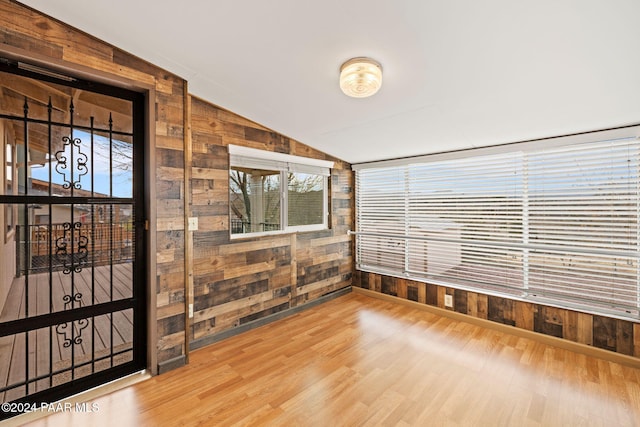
[20, 0, 640, 164]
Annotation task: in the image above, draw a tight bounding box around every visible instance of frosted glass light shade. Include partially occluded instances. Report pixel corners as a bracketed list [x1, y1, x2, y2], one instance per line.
[339, 57, 382, 98]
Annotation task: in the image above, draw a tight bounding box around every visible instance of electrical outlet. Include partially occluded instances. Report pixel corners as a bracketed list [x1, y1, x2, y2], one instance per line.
[444, 294, 453, 308]
[188, 303, 194, 318]
[188, 217, 198, 231]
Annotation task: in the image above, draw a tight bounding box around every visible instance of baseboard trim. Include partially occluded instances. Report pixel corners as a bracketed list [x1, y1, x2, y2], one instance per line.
[353, 287, 640, 369]
[190, 286, 352, 352]
[157, 355, 187, 374]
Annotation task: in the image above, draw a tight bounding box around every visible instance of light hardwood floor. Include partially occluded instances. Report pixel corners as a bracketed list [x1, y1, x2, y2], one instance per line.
[14, 292, 640, 426]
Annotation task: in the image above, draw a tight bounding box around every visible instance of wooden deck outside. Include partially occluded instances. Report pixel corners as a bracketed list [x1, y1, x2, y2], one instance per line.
[0, 263, 134, 403]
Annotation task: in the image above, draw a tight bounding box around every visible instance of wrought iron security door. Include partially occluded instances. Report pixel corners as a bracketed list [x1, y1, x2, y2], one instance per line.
[0, 61, 146, 416]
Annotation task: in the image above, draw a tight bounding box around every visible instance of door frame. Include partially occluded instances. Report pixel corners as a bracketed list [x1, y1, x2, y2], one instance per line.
[0, 44, 158, 381]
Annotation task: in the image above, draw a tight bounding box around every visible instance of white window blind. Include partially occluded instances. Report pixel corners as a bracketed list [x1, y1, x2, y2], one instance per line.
[356, 167, 407, 273]
[354, 132, 640, 318]
[229, 144, 333, 176]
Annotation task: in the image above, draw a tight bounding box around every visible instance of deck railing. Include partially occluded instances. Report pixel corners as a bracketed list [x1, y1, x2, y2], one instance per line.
[230, 219, 280, 234]
[16, 222, 133, 275]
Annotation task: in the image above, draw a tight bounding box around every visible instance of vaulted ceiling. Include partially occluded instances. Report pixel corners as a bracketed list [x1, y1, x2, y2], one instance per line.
[20, 0, 640, 164]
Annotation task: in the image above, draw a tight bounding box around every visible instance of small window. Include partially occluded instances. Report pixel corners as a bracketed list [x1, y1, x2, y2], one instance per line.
[287, 172, 325, 227]
[229, 145, 333, 237]
[230, 167, 281, 234]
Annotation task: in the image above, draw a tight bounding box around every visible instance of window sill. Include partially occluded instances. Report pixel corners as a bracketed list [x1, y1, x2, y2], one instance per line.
[230, 225, 328, 241]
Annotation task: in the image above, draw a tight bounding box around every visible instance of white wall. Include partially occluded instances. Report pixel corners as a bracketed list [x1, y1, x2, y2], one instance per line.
[0, 119, 16, 313]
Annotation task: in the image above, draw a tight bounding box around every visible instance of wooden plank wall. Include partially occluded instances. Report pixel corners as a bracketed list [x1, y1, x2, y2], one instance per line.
[189, 97, 353, 344]
[354, 271, 640, 359]
[0, 1, 187, 368]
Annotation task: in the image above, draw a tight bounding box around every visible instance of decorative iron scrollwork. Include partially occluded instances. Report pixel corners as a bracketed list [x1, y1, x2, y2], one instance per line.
[75, 221, 89, 267]
[55, 293, 89, 348]
[55, 221, 89, 274]
[55, 135, 88, 190]
[54, 222, 70, 273]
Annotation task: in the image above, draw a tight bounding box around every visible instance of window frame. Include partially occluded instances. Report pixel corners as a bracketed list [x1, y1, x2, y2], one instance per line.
[229, 145, 333, 238]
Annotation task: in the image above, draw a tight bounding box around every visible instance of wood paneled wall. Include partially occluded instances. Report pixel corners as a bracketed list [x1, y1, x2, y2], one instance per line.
[1, 0, 187, 369]
[354, 271, 640, 359]
[1, 1, 354, 374]
[188, 97, 353, 345]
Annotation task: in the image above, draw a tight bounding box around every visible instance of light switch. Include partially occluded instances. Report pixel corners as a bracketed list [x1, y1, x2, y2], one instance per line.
[188, 217, 198, 231]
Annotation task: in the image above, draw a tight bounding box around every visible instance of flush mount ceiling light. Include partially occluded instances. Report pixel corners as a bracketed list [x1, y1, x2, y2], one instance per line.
[339, 57, 382, 98]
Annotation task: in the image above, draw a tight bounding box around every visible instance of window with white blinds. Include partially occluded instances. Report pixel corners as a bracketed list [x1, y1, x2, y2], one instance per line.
[354, 131, 640, 318]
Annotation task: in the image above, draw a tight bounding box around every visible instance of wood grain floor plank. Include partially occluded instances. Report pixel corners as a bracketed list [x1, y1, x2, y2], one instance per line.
[13, 292, 640, 426]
